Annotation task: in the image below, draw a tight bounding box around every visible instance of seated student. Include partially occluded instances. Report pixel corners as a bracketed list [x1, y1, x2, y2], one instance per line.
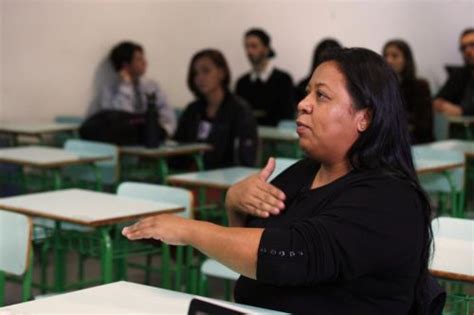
[173, 49, 257, 169]
[383, 39, 434, 143]
[123, 48, 444, 314]
[295, 38, 342, 102]
[93, 41, 176, 137]
[235, 28, 295, 126]
[433, 28, 474, 117]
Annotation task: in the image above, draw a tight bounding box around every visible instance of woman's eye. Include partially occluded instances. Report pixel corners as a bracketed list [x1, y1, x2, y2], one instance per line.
[316, 91, 328, 100]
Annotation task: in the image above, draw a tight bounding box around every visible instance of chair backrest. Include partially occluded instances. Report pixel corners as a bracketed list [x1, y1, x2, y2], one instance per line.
[0, 210, 32, 275]
[54, 115, 84, 124]
[64, 139, 119, 184]
[431, 216, 474, 241]
[201, 258, 239, 281]
[270, 158, 298, 181]
[277, 120, 296, 130]
[117, 182, 194, 219]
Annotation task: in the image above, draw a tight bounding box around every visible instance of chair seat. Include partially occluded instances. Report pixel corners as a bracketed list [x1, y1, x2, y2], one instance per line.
[201, 259, 239, 281]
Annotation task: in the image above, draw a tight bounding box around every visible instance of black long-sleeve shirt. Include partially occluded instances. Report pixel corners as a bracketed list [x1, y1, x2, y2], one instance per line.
[173, 93, 257, 169]
[436, 66, 474, 116]
[234, 159, 425, 314]
[235, 69, 295, 126]
[401, 78, 434, 144]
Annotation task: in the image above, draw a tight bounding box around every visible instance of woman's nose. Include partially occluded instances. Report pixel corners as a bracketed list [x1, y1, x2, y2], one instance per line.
[297, 94, 312, 114]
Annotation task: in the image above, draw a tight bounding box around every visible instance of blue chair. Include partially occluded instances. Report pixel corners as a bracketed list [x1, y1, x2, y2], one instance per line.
[413, 147, 465, 217]
[54, 116, 84, 124]
[199, 259, 239, 300]
[62, 139, 119, 190]
[0, 209, 33, 305]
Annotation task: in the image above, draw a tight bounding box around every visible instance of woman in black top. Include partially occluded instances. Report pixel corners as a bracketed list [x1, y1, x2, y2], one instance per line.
[383, 40, 434, 144]
[173, 49, 257, 169]
[123, 48, 437, 314]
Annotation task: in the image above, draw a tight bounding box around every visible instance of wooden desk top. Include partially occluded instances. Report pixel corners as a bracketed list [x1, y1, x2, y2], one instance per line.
[119, 142, 212, 158]
[447, 115, 474, 126]
[412, 147, 465, 174]
[168, 167, 258, 189]
[417, 140, 474, 154]
[0, 281, 285, 313]
[430, 237, 474, 283]
[0, 122, 79, 135]
[0, 146, 111, 168]
[0, 189, 183, 227]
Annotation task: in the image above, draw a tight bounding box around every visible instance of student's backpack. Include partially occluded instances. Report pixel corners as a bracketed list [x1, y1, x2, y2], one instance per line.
[79, 110, 166, 146]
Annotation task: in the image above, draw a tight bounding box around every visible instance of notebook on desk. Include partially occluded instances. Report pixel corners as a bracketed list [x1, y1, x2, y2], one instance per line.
[187, 298, 245, 315]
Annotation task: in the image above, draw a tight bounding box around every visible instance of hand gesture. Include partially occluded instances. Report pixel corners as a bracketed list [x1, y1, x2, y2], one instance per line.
[122, 214, 190, 246]
[226, 158, 286, 218]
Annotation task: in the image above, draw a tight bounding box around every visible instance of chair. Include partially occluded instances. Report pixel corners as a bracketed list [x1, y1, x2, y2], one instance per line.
[62, 139, 119, 191]
[54, 116, 84, 124]
[116, 182, 194, 290]
[413, 147, 466, 217]
[0, 209, 33, 306]
[199, 259, 239, 300]
[52, 116, 84, 147]
[271, 158, 298, 180]
[277, 120, 296, 130]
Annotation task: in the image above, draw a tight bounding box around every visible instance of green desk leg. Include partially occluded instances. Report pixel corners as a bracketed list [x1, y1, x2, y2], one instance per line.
[99, 227, 113, 284]
[53, 221, 66, 292]
[192, 153, 205, 171]
[442, 170, 464, 218]
[90, 163, 103, 191]
[464, 124, 473, 141]
[22, 250, 33, 302]
[193, 153, 207, 218]
[52, 169, 62, 190]
[0, 271, 5, 306]
[157, 157, 168, 184]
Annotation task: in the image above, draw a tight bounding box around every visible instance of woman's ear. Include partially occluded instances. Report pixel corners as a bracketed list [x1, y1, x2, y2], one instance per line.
[357, 109, 372, 132]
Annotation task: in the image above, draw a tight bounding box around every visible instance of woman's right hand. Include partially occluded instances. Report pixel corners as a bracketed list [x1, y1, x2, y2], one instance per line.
[226, 158, 286, 218]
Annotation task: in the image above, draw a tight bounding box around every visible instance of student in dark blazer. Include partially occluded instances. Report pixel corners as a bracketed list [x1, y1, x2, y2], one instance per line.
[173, 49, 257, 169]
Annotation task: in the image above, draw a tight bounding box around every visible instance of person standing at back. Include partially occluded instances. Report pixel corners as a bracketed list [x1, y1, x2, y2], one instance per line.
[94, 41, 177, 137]
[235, 28, 295, 126]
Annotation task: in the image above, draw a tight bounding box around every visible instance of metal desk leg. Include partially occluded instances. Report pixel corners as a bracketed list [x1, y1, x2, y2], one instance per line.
[90, 163, 103, 191]
[0, 271, 5, 306]
[52, 169, 62, 190]
[99, 227, 113, 284]
[464, 123, 473, 140]
[157, 157, 169, 184]
[53, 221, 66, 292]
[192, 153, 205, 171]
[441, 170, 463, 218]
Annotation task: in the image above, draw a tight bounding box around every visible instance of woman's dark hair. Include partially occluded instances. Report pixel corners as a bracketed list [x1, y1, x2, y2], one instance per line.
[309, 38, 342, 75]
[320, 47, 432, 314]
[383, 39, 416, 81]
[109, 41, 143, 72]
[187, 49, 231, 98]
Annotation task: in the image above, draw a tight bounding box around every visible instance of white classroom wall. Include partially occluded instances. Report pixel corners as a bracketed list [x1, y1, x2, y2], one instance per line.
[0, 0, 473, 122]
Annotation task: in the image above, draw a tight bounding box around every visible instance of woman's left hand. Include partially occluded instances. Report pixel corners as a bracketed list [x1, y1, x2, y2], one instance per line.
[122, 214, 190, 246]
